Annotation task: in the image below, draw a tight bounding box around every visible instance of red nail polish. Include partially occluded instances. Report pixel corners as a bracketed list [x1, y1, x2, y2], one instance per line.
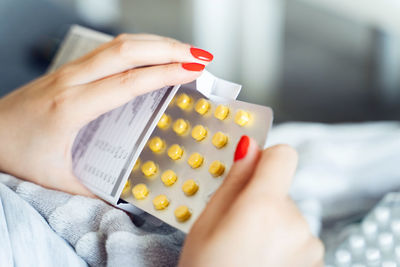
[182, 63, 206, 72]
[234, 135, 250, 162]
[190, 47, 214, 62]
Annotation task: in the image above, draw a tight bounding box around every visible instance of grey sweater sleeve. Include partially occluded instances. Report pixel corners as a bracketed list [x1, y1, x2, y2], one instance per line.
[0, 173, 185, 267]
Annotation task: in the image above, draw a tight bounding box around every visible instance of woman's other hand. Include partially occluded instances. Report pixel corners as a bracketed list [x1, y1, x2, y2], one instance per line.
[179, 137, 324, 267]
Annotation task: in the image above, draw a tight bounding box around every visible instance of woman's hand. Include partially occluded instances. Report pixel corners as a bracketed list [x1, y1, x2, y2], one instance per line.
[179, 137, 324, 267]
[0, 34, 213, 196]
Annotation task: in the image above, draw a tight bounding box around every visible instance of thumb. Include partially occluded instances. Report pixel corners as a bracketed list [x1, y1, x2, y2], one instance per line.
[195, 136, 261, 229]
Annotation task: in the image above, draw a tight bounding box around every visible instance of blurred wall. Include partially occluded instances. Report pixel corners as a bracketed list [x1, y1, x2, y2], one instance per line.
[279, 0, 400, 122]
[280, 0, 373, 122]
[117, 0, 400, 122]
[2, 0, 400, 122]
[119, 0, 189, 41]
[0, 0, 85, 97]
[119, 0, 283, 110]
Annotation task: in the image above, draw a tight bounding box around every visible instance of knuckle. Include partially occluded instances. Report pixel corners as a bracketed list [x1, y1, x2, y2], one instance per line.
[115, 39, 134, 57]
[166, 39, 179, 50]
[119, 70, 137, 89]
[163, 63, 176, 74]
[293, 219, 312, 240]
[165, 40, 182, 56]
[267, 144, 298, 162]
[310, 238, 325, 260]
[52, 65, 75, 85]
[48, 90, 73, 121]
[288, 209, 312, 237]
[165, 41, 189, 59]
[115, 33, 130, 41]
[160, 64, 177, 86]
[162, 36, 178, 43]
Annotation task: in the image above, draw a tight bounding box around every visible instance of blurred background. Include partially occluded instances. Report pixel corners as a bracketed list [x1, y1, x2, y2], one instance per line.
[1, 0, 400, 123]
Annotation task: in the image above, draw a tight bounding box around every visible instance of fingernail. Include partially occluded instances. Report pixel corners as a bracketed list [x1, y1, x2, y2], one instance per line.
[182, 63, 206, 72]
[234, 135, 250, 162]
[190, 47, 214, 62]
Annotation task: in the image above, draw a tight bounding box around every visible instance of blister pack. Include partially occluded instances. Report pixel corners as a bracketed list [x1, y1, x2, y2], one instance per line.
[50, 25, 274, 233]
[121, 85, 273, 233]
[325, 193, 400, 267]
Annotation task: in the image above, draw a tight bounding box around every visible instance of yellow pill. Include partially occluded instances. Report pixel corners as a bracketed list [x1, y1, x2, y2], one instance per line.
[235, 110, 250, 126]
[141, 161, 157, 177]
[191, 125, 207, 141]
[195, 98, 210, 115]
[209, 160, 225, 177]
[174, 205, 192, 222]
[212, 132, 228, 149]
[132, 158, 141, 171]
[161, 170, 178, 186]
[182, 179, 199, 196]
[173, 119, 189, 135]
[176, 93, 192, 110]
[148, 137, 165, 153]
[153, 195, 169, 210]
[132, 183, 149, 200]
[122, 180, 131, 195]
[167, 144, 184, 160]
[157, 114, 171, 129]
[187, 152, 204, 168]
[214, 104, 229, 120]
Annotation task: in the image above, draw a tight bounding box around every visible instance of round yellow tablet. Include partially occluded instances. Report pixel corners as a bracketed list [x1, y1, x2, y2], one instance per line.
[132, 158, 141, 171]
[122, 180, 131, 195]
[195, 98, 210, 115]
[176, 93, 192, 110]
[132, 183, 149, 200]
[209, 160, 225, 177]
[157, 114, 171, 129]
[141, 161, 157, 177]
[161, 170, 178, 186]
[235, 110, 250, 126]
[187, 152, 204, 168]
[153, 195, 169, 210]
[214, 104, 229, 120]
[174, 205, 192, 222]
[148, 137, 165, 153]
[182, 179, 199, 196]
[167, 144, 184, 160]
[191, 125, 207, 141]
[173, 119, 189, 135]
[212, 132, 228, 149]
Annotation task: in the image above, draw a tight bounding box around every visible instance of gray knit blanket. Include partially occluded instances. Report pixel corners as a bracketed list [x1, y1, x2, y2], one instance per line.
[0, 173, 184, 267]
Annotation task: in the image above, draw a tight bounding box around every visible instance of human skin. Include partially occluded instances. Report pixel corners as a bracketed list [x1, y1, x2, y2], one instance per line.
[179, 138, 324, 267]
[0, 33, 323, 266]
[0, 34, 210, 196]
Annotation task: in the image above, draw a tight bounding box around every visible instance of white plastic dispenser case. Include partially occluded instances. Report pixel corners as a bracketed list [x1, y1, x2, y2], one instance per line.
[49, 25, 273, 232]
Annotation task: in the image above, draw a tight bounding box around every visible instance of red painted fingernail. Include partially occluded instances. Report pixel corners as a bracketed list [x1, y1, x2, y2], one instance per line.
[234, 135, 250, 162]
[182, 63, 206, 72]
[190, 47, 214, 62]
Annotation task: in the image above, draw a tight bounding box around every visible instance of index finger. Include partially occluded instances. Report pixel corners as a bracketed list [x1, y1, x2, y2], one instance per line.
[242, 144, 298, 199]
[63, 34, 213, 85]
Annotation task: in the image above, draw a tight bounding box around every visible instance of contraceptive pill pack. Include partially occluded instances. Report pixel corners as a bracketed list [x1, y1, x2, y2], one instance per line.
[121, 86, 272, 232]
[50, 25, 273, 233]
